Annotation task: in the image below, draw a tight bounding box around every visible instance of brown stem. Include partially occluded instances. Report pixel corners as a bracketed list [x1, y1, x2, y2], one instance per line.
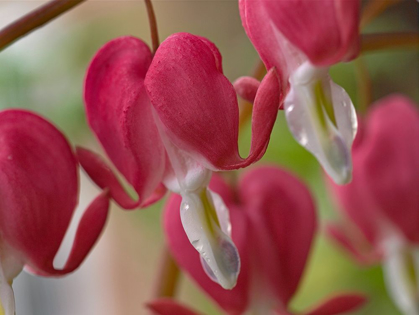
[361, 32, 419, 54]
[354, 57, 372, 115]
[360, 0, 402, 29]
[153, 247, 180, 298]
[144, 0, 160, 54]
[0, 0, 86, 52]
[238, 59, 267, 132]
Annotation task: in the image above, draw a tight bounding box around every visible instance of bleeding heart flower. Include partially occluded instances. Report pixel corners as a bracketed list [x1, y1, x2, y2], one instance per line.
[0, 110, 109, 315]
[327, 95, 419, 315]
[156, 166, 366, 315]
[78, 32, 280, 289]
[237, 0, 360, 185]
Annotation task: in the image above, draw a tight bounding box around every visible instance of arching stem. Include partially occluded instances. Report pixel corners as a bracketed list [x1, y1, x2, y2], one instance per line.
[0, 0, 86, 52]
[361, 33, 419, 54]
[153, 247, 181, 298]
[354, 57, 373, 115]
[360, 0, 402, 29]
[144, 0, 160, 54]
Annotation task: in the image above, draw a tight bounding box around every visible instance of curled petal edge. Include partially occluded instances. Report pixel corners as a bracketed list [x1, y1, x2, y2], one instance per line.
[147, 298, 201, 315]
[26, 190, 110, 276]
[304, 293, 368, 315]
[76, 147, 166, 209]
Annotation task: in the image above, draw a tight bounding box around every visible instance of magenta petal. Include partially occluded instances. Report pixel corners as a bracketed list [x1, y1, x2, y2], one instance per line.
[358, 96, 419, 243]
[76, 147, 140, 209]
[260, 0, 360, 66]
[239, 0, 291, 91]
[0, 110, 77, 273]
[330, 95, 419, 245]
[234, 76, 260, 103]
[145, 33, 280, 170]
[29, 191, 110, 276]
[145, 33, 241, 168]
[304, 294, 367, 315]
[326, 223, 382, 265]
[84, 36, 166, 203]
[238, 167, 316, 306]
[164, 185, 250, 313]
[147, 299, 202, 315]
[246, 68, 280, 163]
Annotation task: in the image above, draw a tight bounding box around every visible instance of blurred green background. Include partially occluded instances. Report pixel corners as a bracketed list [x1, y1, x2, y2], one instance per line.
[0, 1, 418, 314]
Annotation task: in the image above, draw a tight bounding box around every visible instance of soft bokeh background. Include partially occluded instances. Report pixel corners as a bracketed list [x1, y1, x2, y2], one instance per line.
[0, 1, 418, 314]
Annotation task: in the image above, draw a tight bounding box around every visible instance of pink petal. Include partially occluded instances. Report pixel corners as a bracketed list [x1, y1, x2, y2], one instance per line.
[239, 0, 291, 95]
[234, 76, 260, 103]
[145, 33, 280, 171]
[259, 0, 360, 66]
[326, 223, 382, 265]
[238, 166, 316, 306]
[326, 164, 381, 247]
[147, 298, 202, 315]
[76, 147, 139, 209]
[29, 191, 110, 276]
[164, 177, 250, 314]
[0, 110, 108, 276]
[357, 96, 419, 243]
[304, 293, 367, 315]
[84, 36, 166, 204]
[76, 147, 166, 209]
[330, 95, 419, 245]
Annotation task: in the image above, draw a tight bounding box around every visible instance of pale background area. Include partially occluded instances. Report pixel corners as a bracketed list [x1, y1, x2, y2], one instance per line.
[0, 1, 418, 314]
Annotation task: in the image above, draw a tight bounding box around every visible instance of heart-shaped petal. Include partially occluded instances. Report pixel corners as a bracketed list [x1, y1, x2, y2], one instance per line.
[238, 166, 316, 307]
[0, 110, 109, 277]
[258, 0, 360, 66]
[84, 36, 166, 204]
[145, 33, 280, 171]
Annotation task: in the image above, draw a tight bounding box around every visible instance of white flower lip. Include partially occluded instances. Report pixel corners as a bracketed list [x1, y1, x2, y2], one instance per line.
[180, 188, 240, 290]
[284, 61, 357, 185]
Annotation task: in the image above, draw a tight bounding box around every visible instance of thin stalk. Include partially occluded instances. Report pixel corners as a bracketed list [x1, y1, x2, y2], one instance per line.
[361, 33, 419, 54]
[239, 60, 266, 131]
[153, 247, 180, 298]
[0, 0, 86, 52]
[360, 0, 402, 29]
[0, 262, 14, 315]
[144, 0, 160, 54]
[354, 57, 373, 115]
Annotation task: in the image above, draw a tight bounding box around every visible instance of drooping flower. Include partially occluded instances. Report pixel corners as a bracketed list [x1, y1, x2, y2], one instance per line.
[151, 166, 366, 315]
[0, 110, 109, 315]
[77, 32, 280, 289]
[237, 0, 360, 185]
[326, 95, 419, 315]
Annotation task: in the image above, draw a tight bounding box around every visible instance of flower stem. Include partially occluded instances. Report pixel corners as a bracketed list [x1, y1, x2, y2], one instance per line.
[361, 33, 419, 54]
[0, 0, 86, 52]
[153, 247, 180, 298]
[360, 0, 402, 29]
[144, 0, 160, 54]
[239, 60, 266, 132]
[354, 57, 373, 115]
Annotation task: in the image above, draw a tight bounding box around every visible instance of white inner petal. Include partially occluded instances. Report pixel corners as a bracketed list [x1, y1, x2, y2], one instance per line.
[180, 188, 240, 290]
[152, 107, 240, 289]
[284, 61, 357, 185]
[383, 237, 419, 315]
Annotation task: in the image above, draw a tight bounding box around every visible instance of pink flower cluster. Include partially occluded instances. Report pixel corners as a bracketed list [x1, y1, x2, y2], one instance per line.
[0, 0, 417, 314]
